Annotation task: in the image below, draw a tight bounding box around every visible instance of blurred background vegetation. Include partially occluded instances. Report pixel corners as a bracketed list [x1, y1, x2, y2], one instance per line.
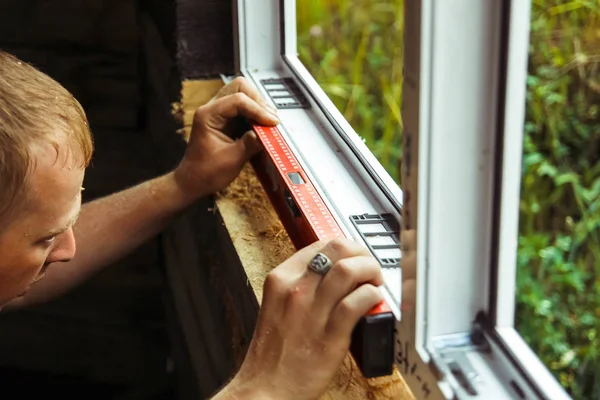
[297, 1, 599, 398]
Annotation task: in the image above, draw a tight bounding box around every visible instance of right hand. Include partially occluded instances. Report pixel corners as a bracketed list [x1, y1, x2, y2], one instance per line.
[221, 238, 384, 400]
[173, 77, 279, 200]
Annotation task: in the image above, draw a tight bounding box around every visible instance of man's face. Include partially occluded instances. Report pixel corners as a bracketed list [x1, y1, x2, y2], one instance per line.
[0, 142, 85, 307]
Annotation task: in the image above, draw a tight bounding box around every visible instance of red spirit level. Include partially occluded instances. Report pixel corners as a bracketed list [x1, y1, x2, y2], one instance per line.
[251, 123, 395, 378]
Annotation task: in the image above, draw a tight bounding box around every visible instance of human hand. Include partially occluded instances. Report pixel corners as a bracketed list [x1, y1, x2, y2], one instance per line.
[217, 238, 385, 400]
[174, 77, 279, 200]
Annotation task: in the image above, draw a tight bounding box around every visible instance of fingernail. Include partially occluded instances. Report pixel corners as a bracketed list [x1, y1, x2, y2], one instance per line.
[267, 110, 280, 123]
[265, 103, 279, 114]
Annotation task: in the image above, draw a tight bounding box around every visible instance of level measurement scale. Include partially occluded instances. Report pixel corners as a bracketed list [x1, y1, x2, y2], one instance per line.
[251, 123, 396, 378]
[254, 124, 344, 242]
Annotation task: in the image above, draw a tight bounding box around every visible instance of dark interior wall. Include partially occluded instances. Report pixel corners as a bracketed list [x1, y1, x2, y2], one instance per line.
[176, 0, 235, 78]
[161, 2, 265, 399]
[0, 1, 182, 398]
[0, 0, 141, 130]
[0, 1, 245, 399]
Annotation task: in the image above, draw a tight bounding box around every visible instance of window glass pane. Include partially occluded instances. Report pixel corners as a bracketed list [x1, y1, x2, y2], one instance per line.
[516, 3, 600, 399]
[296, 0, 404, 182]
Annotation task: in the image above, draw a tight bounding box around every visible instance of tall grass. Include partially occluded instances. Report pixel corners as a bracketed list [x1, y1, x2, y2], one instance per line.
[297, 0, 403, 182]
[297, 1, 600, 398]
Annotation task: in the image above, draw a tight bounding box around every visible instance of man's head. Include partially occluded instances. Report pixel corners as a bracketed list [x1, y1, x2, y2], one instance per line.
[0, 51, 93, 306]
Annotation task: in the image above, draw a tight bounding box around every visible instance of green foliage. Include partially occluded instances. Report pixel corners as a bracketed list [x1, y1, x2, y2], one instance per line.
[516, 1, 600, 398]
[297, 1, 599, 398]
[297, 0, 403, 182]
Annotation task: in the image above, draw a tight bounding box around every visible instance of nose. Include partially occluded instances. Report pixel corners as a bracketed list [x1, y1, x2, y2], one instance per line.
[45, 227, 77, 263]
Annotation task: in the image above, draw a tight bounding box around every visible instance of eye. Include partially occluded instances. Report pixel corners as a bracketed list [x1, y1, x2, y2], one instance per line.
[42, 236, 57, 246]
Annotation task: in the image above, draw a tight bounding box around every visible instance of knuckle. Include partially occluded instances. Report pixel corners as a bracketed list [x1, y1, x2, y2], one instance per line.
[193, 105, 209, 122]
[366, 255, 381, 271]
[286, 285, 307, 308]
[264, 270, 285, 291]
[326, 238, 351, 254]
[363, 283, 380, 299]
[333, 259, 354, 280]
[337, 298, 359, 318]
[232, 91, 249, 103]
[231, 76, 246, 86]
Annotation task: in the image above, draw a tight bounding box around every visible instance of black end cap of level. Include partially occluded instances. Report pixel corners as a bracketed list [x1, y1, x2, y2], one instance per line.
[350, 311, 395, 378]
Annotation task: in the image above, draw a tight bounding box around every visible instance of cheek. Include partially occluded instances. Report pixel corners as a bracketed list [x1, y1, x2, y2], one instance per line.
[0, 245, 46, 306]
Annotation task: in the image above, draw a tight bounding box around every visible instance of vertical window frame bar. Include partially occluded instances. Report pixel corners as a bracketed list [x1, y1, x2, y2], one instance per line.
[492, 0, 531, 329]
[489, 0, 571, 397]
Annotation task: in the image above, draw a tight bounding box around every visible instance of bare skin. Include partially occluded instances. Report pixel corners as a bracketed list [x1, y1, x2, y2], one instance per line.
[215, 239, 384, 400]
[0, 143, 84, 306]
[1, 77, 279, 308]
[0, 77, 385, 400]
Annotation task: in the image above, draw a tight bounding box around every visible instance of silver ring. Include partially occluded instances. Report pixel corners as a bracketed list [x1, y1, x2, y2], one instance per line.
[308, 252, 332, 276]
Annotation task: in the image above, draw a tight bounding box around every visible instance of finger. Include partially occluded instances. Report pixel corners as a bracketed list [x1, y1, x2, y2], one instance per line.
[273, 240, 328, 277]
[319, 238, 371, 262]
[265, 238, 368, 307]
[315, 255, 383, 314]
[221, 130, 262, 175]
[260, 267, 293, 320]
[212, 93, 279, 126]
[218, 77, 278, 114]
[217, 77, 260, 100]
[326, 284, 384, 338]
[275, 238, 361, 277]
[300, 238, 372, 289]
[240, 130, 263, 159]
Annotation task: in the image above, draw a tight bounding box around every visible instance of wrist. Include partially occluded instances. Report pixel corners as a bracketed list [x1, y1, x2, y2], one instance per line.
[169, 166, 207, 206]
[172, 160, 215, 202]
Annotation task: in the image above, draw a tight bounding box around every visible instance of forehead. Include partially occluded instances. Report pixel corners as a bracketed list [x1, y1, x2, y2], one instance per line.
[24, 142, 85, 215]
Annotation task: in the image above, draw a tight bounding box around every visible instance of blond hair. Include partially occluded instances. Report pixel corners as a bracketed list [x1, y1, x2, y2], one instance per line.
[0, 51, 93, 228]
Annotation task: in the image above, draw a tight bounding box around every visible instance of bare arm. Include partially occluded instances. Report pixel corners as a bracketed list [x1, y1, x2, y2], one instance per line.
[3, 77, 389, 400]
[8, 77, 278, 308]
[13, 172, 190, 305]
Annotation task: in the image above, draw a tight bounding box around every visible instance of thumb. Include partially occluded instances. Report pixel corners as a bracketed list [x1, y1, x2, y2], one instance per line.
[240, 130, 264, 160]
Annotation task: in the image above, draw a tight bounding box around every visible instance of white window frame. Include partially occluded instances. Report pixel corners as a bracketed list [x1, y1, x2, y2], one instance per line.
[234, 0, 403, 317]
[234, 0, 573, 398]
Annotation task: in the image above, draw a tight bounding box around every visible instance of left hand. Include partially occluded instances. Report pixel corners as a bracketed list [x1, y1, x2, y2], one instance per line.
[215, 239, 385, 400]
[174, 77, 280, 199]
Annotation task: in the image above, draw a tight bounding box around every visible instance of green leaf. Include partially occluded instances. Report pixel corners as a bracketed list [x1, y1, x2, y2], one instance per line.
[538, 162, 558, 178]
[555, 173, 580, 186]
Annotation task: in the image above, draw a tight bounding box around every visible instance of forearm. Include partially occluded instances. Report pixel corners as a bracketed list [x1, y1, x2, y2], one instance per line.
[14, 171, 196, 307]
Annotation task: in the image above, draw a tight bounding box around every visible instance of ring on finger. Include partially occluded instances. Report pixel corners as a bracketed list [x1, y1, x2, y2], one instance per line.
[308, 252, 333, 276]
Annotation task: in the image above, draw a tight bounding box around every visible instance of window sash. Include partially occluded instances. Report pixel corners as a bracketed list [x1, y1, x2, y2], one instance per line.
[405, 0, 571, 397]
[491, 0, 529, 329]
[234, 0, 403, 314]
[234, 0, 573, 398]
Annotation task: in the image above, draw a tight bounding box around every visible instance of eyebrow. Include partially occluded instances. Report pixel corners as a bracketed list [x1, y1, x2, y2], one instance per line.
[44, 206, 82, 238]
